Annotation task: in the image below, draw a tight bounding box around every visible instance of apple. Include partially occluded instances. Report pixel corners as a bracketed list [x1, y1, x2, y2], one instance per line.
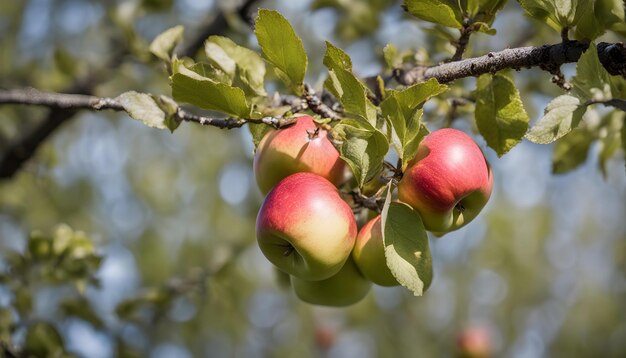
[291, 257, 371, 306]
[398, 128, 493, 233]
[351, 215, 399, 286]
[253, 115, 346, 194]
[456, 326, 492, 358]
[256, 172, 357, 281]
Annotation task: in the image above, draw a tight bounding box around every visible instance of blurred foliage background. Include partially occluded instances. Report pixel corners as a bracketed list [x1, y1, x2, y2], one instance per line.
[0, 0, 625, 357]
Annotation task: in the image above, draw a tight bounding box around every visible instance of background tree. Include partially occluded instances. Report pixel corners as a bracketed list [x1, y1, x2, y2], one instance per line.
[0, 0, 625, 357]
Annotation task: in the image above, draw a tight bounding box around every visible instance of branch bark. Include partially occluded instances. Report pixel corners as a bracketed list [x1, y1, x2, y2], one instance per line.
[397, 41, 626, 85]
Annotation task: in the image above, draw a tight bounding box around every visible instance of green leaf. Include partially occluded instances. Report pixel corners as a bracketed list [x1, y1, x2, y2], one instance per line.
[381, 201, 433, 296]
[518, 0, 592, 32]
[248, 123, 273, 148]
[117, 91, 171, 130]
[403, 0, 463, 28]
[526, 95, 587, 144]
[597, 110, 625, 176]
[467, 0, 508, 24]
[383, 44, 399, 70]
[571, 43, 613, 101]
[327, 69, 378, 125]
[204, 36, 266, 97]
[323, 42, 377, 125]
[380, 78, 446, 164]
[552, 128, 595, 174]
[574, 0, 605, 40]
[322, 41, 352, 71]
[255, 9, 307, 95]
[149, 25, 184, 61]
[333, 120, 389, 187]
[24, 322, 65, 357]
[61, 297, 104, 328]
[475, 71, 530, 156]
[171, 69, 251, 118]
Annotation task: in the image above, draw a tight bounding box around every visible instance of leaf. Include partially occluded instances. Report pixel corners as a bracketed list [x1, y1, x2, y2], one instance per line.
[323, 42, 377, 125]
[204, 36, 266, 97]
[518, 0, 590, 32]
[171, 69, 251, 118]
[383, 43, 399, 70]
[552, 128, 595, 174]
[333, 120, 389, 187]
[149, 25, 184, 61]
[322, 41, 352, 71]
[117, 91, 170, 130]
[403, 0, 463, 28]
[380, 78, 446, 164]
[248, 123, 273, 149]
[61, 297, 105, 328]
[475, 71, 530, 156]
[597, 111, 625, 176]
[381, 201, 433, 296]
[24, 322, 65, 357]
[571, 43, 613, 101]
[255, 9, 307, 95]
[526, 95, 587, 144]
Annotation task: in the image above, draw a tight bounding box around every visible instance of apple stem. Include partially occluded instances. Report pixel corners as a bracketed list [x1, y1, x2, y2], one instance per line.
[283, 245, 295, 257]
[307, 127, 320, 140]
[455, 203, 466, 212]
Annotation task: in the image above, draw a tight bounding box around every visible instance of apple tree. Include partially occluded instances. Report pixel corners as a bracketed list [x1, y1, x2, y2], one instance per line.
[0, 0, 624, 356]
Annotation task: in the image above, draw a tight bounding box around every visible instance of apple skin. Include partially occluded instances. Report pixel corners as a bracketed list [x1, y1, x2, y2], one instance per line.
[398, 128, 493, 233]
[256, 172, 357, 281]
[456, 327, 492, 358]
[253, 115, 346, 194]
[351, 215, 399, 287]
[291, 257, 371, 306]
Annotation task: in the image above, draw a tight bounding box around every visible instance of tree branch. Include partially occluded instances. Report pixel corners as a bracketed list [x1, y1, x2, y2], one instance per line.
[397, 41, 625, 85]
[303, 84, 342, 121]
[450, 21, 473, 62]
[0, 88, 296, 130]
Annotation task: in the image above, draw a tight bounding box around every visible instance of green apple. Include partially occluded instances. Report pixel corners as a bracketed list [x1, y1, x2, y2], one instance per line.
[291, 257, 371, 306]
[351, 215, 399, 286]
[256, 172, 357, 281]
[398, 128, 493, 233]
[253, 115, 346, 194]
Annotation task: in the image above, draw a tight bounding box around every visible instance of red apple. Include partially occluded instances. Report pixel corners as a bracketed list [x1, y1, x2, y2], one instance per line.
[351, 215, 399, 287]
[456, 326, 492, 358]
[256, 172, 357, 281]
[253, 115, 346, 194]
[398, 128, 493, 233]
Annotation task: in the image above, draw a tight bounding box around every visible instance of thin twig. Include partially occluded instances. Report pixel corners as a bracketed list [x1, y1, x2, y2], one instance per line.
[450, 20, 473, 62]
[0, 88, 294, 130]
[303, 84, 343, 121]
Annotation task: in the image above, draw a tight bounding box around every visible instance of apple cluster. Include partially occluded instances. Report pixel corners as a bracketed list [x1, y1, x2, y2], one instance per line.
[254, 116, 493, 306]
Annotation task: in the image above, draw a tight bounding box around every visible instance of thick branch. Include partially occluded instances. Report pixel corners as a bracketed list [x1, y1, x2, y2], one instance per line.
[397, 41, 625, 85]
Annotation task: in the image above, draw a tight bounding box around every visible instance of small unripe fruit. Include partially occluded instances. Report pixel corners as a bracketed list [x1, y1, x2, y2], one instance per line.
[291, 257, 371, 306]
[352, 215, 399, 287]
